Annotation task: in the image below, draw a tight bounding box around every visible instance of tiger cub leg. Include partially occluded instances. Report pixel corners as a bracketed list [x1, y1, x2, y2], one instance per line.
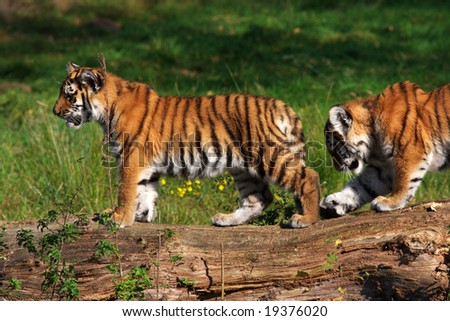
[266, 151, 320, 228]
[282, 167, 320, 228]
[211, 172, 273, 226]
[371, 158, 428, 212]
[134, 175, 159, 223]
[112, 163, 142, 227]
[321, 166, 392, 216]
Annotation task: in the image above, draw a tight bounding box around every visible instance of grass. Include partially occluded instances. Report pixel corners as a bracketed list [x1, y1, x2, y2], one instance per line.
[0, 0, 448, 224]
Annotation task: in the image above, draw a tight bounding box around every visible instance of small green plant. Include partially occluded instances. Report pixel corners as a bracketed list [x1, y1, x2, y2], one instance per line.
[94, 209, 120, 233]
[115, 267, 154, 300]
[94, 239, 120, 259]
[0, 225, 8, 284]
[163, 228, 175, 240]
[253, 189, 296, 226]
[93, 239, 121, 274]
[16, 229, 38, 254]
[169, 254, 183, 265]
[354, 271, 370, 284]
[176, 277, 196, 290]
[0, 225, 7, 257]
[16, 189, 86, 300]
[9, 278, 22, 291]
[322, 238, 343, 270]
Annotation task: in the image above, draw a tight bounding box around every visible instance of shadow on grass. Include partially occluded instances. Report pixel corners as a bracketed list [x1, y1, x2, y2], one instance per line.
[1, 0, 449, 96]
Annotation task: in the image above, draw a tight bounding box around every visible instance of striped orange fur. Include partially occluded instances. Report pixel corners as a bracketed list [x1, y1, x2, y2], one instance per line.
[321, 81, 450, 216]
[53, 62, 320, 227]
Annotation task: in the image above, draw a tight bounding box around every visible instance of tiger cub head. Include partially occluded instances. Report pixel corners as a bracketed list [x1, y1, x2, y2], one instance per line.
[325, 98, 374, 174]
[53, 62, 105, 129]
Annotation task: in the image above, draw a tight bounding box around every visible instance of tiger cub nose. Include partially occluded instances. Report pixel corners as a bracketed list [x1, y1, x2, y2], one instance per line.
[53, 107, 62, 116]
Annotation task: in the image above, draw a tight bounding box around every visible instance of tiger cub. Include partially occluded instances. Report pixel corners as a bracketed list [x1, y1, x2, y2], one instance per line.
[53, 62, 320, 227]
[321, 81, 449, 216]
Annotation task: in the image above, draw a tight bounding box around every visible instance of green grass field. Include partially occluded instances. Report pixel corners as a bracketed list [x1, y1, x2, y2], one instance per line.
[0, 0, 448, 224]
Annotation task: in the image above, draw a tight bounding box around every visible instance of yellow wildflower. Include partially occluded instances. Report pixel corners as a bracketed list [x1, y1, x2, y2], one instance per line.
[185, 180, 192, 186]
[177, 187, 186, 198]
[187, 186, 193, 192]
[218, 185, 225, 191]
[160, 178, 166, 185]
[195, 180, 201, 185]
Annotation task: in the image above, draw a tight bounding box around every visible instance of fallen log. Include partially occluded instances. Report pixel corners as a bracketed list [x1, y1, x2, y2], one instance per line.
[1, 200, 449, 300]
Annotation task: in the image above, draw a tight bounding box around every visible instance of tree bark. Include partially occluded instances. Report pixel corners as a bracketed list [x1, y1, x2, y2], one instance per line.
[1, 200, 449, 301]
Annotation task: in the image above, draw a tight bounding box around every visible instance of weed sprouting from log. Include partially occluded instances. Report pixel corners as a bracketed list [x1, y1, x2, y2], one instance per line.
[114, 266, 154, 301]
[16, 189, 87, 300]
[9, 278, 22, 291]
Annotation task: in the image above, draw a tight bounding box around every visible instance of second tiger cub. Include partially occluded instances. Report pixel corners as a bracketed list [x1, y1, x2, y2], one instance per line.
[53, 62, 320, 228]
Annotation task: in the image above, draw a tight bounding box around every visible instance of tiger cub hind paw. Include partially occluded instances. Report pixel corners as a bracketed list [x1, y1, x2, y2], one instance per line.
[371, 196, 404, 212]
[135, 210, 156, 223]
[211, 213, 245, 227]
[92, 208, 114, 224]
[287, 214, 318, 229]
[92, 209, 132, 228]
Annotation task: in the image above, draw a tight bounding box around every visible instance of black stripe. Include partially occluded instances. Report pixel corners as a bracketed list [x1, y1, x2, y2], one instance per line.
[181, 98, 190, 139]
[168, 97, 181, 144]
[434, 88, 443, 133]
[234, 95, 243, 125]
[210, 95, 218, 119]
[196, 128, 208, 168]
[179, 140, 187, 177]
[244, 95, 251, 144]
[138, 176, 160, 185]
[226, 145, 233, 168]
[126, 82, 135, 92]
[196, 96, 204, 127]
[396, 82, 411, 149]
[188, 141, 195, 172]
[219, 114, 236, 142]
[81, 92, 93, 120]
[150, 96, 161, 122]
[267, 147, 280, 177]
[255, 142, 265, 178]
[130, 86, 150, 144]
[225, 95, 231, 116]
[276, 161, 287, 184]
[410, 177, 422, 183]
[255, 97, 267, 135]
[159, 97, 170, 137]
[109, 102, 117, 125]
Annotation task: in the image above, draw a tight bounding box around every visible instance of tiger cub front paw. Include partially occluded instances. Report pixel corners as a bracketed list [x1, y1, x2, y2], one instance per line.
[211, 213, 240, 226]
[320, 193, 356, 217]
[93, 208, 133, 228]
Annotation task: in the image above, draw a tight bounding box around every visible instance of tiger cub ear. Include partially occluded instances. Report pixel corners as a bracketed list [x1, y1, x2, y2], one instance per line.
[66, 61, 80, 73]
[329, 105, 352, 135]
[79, 70, 103, 93]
